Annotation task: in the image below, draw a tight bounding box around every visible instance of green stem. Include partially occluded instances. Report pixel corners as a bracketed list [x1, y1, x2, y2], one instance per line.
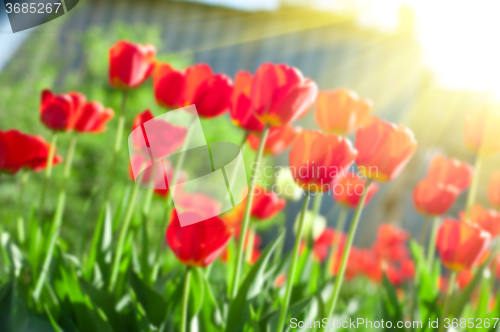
[276, 191, 311, 331]
[324, 206, 348, 282]
[272, 226, 286, 266]
[104, 90, 127, 202]
[108, 183, 139, 292]
[322, 179, 372, 325]
[33, 133, 78, 302]
[465, 155, 482, 221]
[17, 170, 28, 245]
[181, 267, 191, 332]
[427, 216, 440, 271]
[439, 271, 457, 332]
[420, 216, 430, 249]
[39, 131, 58, 214]
[308, 193, 322, 245]
[229, 124, 270, 299]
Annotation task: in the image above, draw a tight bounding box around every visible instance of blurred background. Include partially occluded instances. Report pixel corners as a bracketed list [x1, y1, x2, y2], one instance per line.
[1, 0, 499, 250]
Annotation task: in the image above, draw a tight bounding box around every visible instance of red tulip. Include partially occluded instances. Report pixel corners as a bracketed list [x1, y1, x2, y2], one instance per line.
[289, 130, 357, 192]
[109, 41, 156, 89]
[153, 63, 233, 118]
[488, 170, 500, 208]
[427, 155, 473, 192]
[250, 249, 261, 264]
[437, 219, 491, 271]
[74, 102, 114, 133]
[251, 63, 317, 126]
[132, 109, 154, 130]
[230, 71, 264, 132]
[464, 107, 500, 156]
[0, 129, 62, 174]
[332, 172, 379, 209]
[399, 258, 415, 280]
[174, 192, 223, 220]
[131, 109, 187, 158]
[166, 210, 232, 267]
[315, 89, 372, 135]
[128, 155, 187, 198]
[247, 125, 300, 155]
[385, 265, 404, 286]
[385, 259, 414, 286]
[40, 89, 86, 131]
[461, 204, 500, 238]
[413, 179, 460, 216]
[313, 228, 346, 262]
[251, 185, 286, 220]
[355, 116, 417, 182]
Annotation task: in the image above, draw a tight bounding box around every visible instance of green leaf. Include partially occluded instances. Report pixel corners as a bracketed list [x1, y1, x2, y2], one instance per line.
[262, 296, 317, 331]
[199, 269, 225, 330]
[80, 280, 124, 332]
[45, 304, 63, 332]
[139, 217, 150, 280]
[189, 268, 205, 317]
[86, 205, 107, 279]
[475, 273, 491, 319]
[380, 273, 403, 323]
[226, 233, 284, 332]
[451, 258, 489, 318]
[129, 270, 168, 327]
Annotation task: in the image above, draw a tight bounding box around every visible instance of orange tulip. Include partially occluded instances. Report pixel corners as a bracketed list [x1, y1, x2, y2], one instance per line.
[373, 224, 410, 263]
[355, 116, 417, 182]
[247, 125, 301, 155]
[315, 89, 372, 135]
[109, 41, 156, 89]
[427, 155, 474, 192]
[166, 210, 232, 267]
[230, 71, 265, 132]
[153, 63, 233, 118]
[457, 270, 473, 290]
[332, 172, 379, 209]
[436, 219, 491, 271]
[358, 249, 383, 283]
[251, 63, 317, 126]
[289, 130, 357, 192]
[313, 228, 346, 262]
[464, 106, 500, 156]
[461, 204, 500, 238]
[488, 170, 500, 208]
[413, 179, 460, 216]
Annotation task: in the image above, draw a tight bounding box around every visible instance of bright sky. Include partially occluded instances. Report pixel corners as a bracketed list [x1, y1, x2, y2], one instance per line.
[311, 0, 500, 95]
[405, 0, 500, 96]
[199, 0, 500, 96]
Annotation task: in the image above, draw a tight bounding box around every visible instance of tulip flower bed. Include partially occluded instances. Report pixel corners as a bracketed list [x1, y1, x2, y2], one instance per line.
[2, 24, 500, 332]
